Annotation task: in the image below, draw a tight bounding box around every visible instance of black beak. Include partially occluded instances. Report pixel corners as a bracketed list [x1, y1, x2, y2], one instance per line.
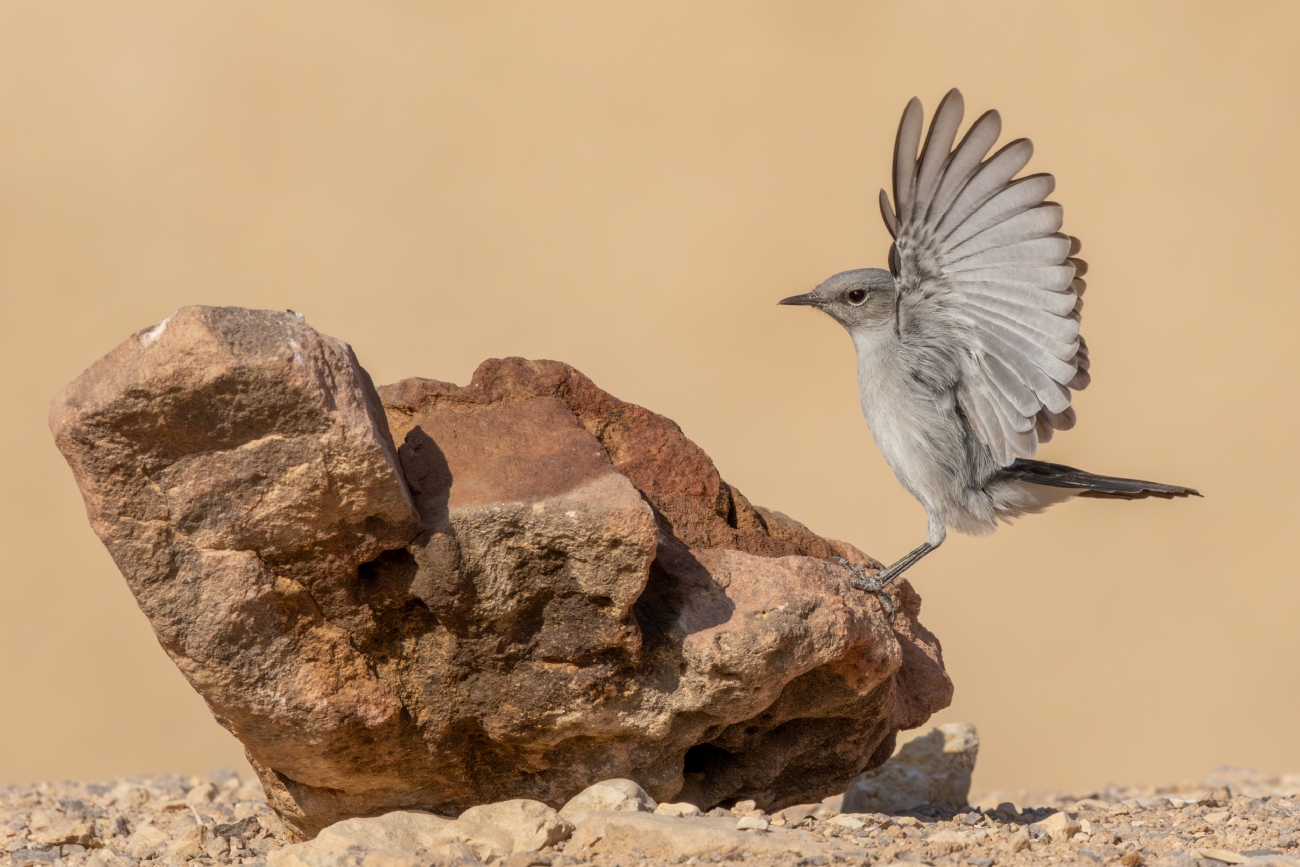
[779, 292, 820, 307]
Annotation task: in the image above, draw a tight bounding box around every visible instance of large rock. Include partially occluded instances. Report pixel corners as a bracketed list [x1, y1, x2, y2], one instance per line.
[50, 306, 953, 839]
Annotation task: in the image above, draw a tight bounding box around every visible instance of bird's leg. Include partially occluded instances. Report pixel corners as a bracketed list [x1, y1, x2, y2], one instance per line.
[833, 556, 899, 619]
[834, 520, 946, 619]
[867, 541, 936, 587]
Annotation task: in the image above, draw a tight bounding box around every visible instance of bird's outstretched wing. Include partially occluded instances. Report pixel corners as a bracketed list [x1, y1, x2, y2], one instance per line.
[881, 89, 1090, 466]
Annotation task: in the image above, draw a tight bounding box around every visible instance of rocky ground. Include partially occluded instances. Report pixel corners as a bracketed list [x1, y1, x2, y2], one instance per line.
[3, 767, 1296, 867]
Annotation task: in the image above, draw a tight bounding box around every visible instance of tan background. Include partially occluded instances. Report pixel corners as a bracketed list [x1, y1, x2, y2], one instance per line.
[1, 1, 1297, 795]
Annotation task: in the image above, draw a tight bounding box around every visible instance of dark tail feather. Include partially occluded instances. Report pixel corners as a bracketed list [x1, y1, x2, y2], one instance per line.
[1003, 458, 1202, 500]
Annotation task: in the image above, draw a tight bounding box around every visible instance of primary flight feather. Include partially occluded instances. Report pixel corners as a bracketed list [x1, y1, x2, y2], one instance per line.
[780, 89, 1199, 604]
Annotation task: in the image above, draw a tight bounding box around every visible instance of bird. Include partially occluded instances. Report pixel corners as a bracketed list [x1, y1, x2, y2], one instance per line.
[779, 88, 1199, 610]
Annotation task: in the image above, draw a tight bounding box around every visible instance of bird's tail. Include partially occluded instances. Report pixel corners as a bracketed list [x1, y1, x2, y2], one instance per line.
[1001, 459, 1201, 500]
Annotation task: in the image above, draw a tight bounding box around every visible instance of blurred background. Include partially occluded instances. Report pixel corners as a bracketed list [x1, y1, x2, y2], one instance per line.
[1, 1, 1297, 794]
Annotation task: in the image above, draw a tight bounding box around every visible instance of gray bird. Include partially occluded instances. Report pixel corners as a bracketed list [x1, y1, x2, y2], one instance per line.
[781, 89, 1199, 606]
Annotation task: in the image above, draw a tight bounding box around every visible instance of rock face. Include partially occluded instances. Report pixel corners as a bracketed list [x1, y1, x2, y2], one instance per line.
[50, 306, 953, 839]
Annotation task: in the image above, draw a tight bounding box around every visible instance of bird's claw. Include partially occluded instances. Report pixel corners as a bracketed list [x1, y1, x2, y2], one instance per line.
[832, 557, 896, 620]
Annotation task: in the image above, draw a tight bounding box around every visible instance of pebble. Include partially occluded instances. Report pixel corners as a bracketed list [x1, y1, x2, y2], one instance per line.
[0, 772, 288, 867]
[1, 768, 1297, 867]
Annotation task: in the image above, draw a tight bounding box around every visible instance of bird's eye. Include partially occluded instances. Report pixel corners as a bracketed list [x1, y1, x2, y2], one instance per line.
[847, 289, 867, 305]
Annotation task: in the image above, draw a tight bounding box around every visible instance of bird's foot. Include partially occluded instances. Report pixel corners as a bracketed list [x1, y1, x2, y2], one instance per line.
[832, 557, 896, 620]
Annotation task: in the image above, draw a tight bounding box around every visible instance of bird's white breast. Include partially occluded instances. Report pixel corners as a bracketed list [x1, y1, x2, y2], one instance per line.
[850, 327, 959, 512]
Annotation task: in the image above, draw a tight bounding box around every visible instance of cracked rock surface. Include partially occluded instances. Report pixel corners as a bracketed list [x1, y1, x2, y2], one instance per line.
[49, 307, 951, 839]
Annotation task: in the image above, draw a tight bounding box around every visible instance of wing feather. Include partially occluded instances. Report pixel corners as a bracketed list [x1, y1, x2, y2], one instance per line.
[962, 387, 1015, 465]
[913, 89, 965, 218]
[971, 312, 1078, 377]
[956, 280, 1079, 316]
[943, 175, 1056, 247]
[959, 293, 1082, 347]
[979, 336, 1073, 413]
[1044, 406, 1077, 430]
[956, 265, 1076, 292]
[928, 110, 1002, 219]
[946, 203, 1063, 260]
[962, 383, 1036, 464]
[990, 400, 1038, 459]
[984, 383, 1037, 433]
[893, 98, 924, 225]
[947, 235, 1073, 270]
[936, 139, 1034, 235]
[1034, 411, 1056, 443]
[887, 89, 1088, 464]
[983, 352, 1041, 416]
[879, 188, 899, 239]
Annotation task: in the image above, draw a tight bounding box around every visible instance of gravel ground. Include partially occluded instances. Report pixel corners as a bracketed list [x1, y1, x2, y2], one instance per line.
[2, 767, 1297, 867]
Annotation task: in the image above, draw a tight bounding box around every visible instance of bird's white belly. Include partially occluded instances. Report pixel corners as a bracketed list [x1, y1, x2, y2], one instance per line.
[858, 378, 938, 503]
[853, 338, 964, 514]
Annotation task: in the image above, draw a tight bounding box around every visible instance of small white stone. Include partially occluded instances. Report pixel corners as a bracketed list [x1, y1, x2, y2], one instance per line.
[186, 782, 217, 805]
[559, 779, 657, 826]
[1029, 811, 1080, 843]
[1073, 798, 1109, 811]
[735, 815, 769, 831]
[831, 815, 866, 830]
[125, 824, 169, 859]
[166, 838, 204, 859]
[654, 802, 703, 818]
[182, 823, 210, 847]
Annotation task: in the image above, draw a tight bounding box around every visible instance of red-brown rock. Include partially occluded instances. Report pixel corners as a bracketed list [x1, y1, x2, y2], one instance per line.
[50, 307, 953, 839]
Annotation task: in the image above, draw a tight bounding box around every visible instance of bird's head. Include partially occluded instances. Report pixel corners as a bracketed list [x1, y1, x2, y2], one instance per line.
[779, 268, 897, 331]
